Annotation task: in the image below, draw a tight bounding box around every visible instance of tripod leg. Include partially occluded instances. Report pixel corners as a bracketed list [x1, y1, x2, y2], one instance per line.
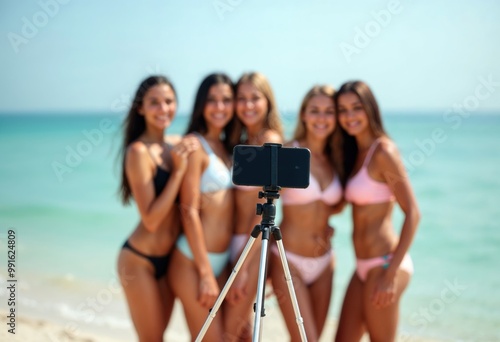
[252, 226, 271, 341]
[273, 238, 308, 342]
[195, 230, 260, 342]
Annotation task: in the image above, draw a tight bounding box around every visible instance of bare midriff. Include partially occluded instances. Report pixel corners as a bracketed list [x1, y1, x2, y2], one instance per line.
[279, 201, 333, 257]
[351, 201, 398, 259]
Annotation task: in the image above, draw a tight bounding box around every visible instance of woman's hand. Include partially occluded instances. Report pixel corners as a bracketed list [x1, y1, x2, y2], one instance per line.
[371, 271, 397, 309]
[170, 136, 200, 174]
[226, 269, 249, 305]
[198, 273, 220, 308]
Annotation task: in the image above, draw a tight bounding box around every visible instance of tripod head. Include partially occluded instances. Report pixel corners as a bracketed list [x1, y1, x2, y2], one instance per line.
[256, 187, 280, 226]
[259, 186, 280, 200]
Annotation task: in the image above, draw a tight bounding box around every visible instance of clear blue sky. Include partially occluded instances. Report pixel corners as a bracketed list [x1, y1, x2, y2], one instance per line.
[1, 0, 499, 115]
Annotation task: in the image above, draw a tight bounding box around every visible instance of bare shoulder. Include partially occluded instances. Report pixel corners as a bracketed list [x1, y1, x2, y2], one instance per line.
[183, 134, 206, 163]
[374, 137, 402, 168]
[378, 137, 399, 155]
[261, 129, 283, 144]
[125, 141, 153, 176]
[126, 141, 149, 160]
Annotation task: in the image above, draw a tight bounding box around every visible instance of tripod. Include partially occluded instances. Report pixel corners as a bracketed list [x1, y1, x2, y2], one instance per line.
[196, 186, 308, 342]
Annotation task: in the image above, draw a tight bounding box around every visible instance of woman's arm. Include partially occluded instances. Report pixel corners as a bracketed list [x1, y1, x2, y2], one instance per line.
[372, 140, 421, 307]
[178, 142, 220, 307]
[125, 139, 193, 233]
[380, 141, 420, 276]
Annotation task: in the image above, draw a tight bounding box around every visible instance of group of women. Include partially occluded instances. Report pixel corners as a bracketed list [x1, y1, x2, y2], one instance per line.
[116, 72, 420, 342]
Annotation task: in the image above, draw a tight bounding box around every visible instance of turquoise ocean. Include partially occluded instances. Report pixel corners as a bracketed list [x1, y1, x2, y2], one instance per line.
[0, 111, 499, 341]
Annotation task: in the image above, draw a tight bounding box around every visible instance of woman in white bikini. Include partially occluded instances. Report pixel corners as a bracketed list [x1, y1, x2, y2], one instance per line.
[167, 73, 237, 341]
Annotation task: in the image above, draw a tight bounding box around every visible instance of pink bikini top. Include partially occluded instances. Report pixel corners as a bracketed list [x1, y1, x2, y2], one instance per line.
[281, 141, 343, 206]
[282, 174, 342, 206]
[345, 139, 395, 205]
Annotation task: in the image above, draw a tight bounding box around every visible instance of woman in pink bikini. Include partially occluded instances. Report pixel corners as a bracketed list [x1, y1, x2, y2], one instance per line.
[333, 81, 420, 342]
[270, 85, 344, 342]
[223, 72, 284, 341]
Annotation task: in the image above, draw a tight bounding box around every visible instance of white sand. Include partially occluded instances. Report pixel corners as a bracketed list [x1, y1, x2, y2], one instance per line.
[0, 313, 120, 342]
[0, 298, 439, 341]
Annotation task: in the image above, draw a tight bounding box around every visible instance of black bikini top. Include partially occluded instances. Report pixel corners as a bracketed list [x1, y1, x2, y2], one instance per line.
[153, 166, 170, 197]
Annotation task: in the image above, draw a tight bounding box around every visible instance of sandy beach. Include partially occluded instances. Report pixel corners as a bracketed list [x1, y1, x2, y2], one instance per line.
[1, 299, 315, 342]
[1, 297, 440, 342]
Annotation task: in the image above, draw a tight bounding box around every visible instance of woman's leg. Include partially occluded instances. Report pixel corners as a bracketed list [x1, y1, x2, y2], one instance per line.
[117, 249, 169, 342]
[158, 275, 175, 324]
[168, 249, 224, 342]
[308, 260, 334, 338]
[363, 267, 411, 342]
[223, 252, 260, 342]
[270, 253, 319, 342]
[335, 273, 366, 342]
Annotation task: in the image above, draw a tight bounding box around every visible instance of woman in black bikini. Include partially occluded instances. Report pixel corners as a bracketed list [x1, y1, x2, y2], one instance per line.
[117, 75, 199, 341]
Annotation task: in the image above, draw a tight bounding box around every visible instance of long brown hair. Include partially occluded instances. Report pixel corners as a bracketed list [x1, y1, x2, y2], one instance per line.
[232, 72, 284, 144]
[333, 80, 388, 186]
[293, 85, 336, 167]
[185, 73, 237, 153]
[119, 75, 176, 204]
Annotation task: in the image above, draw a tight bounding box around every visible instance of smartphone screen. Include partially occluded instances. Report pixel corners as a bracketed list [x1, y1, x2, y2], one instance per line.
[232, 144, 310, 189]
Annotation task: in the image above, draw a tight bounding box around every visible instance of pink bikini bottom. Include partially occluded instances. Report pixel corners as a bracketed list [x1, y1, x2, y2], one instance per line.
[271, 245, 334, 285]
[356, 253, 413, 282]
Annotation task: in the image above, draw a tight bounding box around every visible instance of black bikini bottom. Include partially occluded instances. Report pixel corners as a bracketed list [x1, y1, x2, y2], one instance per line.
[122, 240, 170, 279]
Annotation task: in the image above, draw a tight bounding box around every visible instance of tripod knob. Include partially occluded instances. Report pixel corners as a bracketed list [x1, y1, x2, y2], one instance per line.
[256, 203, 263, 215]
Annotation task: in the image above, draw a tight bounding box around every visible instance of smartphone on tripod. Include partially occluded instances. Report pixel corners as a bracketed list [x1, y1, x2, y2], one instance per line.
[195, 143, 311, 342]
[232, 143, 310, 189]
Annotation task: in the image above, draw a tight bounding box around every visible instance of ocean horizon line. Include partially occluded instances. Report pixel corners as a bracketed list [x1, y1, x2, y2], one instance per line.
[1, 109, 500, 117]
